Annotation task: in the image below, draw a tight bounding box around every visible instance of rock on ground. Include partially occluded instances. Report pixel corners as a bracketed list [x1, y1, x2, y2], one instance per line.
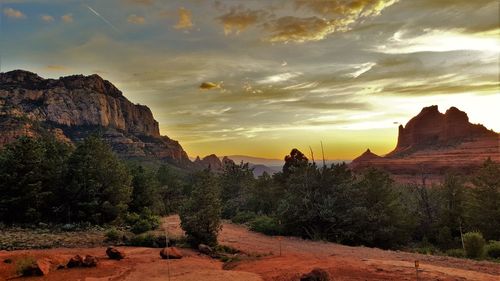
[300, 268, 331, 281]
[160, 247, 183, 259]
[107, 247, 126, 260]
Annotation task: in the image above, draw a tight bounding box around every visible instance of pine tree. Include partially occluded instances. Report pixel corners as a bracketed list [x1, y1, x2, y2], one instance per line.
[180, 169, 222, 246]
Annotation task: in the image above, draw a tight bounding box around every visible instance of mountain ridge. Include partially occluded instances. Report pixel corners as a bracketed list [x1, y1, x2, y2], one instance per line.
[0, 70, 191, 166]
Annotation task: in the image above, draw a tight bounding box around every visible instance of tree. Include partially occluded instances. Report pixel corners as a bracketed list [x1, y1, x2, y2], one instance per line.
[156, 164, 185, 214]
[282, 148, 309, 176]
[347, 168, 411, 248]
[60, 135, 132, 224]
[219, 161, 255, 218]
[437, 173, 468, 248]
[468, 158, 500, 240]
[129, 164, 163, 214]
[179, 169, 222, 246]
[0, 136, 71, 223]
[246, 172, 283, 215]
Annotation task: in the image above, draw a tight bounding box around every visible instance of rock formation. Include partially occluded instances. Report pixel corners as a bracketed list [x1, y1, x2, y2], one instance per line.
[388, 105, 497, 157]
[350, 106, 499, 183]
[0, 70, 190, 166]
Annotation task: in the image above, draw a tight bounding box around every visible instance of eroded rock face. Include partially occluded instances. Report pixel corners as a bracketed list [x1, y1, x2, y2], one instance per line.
[389, 105, 497, 157]
[350, 106, 499, 182]
[0, 70, 190, 166]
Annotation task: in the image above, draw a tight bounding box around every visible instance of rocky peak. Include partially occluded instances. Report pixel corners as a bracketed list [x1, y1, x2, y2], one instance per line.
[0, 69, 190, 166]
[389, 105, 496, 157]
[351, 148, 380, 164]
[0, 70, 44, 88]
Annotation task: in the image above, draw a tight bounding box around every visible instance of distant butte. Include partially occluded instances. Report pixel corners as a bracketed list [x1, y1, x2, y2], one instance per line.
[350, 105, 499, 183]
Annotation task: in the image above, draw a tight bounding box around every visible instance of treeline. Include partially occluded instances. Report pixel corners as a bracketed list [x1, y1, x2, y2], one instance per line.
[1, 136, 499, 257]
[0, 135, 185, 232]
[181, 148, 499, 256]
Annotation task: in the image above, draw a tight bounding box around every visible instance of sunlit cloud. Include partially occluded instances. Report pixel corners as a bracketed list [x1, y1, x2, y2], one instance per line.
[200, 81, 222, 90]
[3, 7, 26, 19]
[258, 72, 301, 84]
[40, 14, 54, 23]
[263, 0, 399, 43]
[174, 7, 193, 30]
[282, 81, 319, 90]
[127, 14, 146, 25]
[264, 16, 334, 43]
[377, 29, 499, 54]
[217, 7, 268, 35]
[347, 62, 376, 78]
[61, 14, 74, 23]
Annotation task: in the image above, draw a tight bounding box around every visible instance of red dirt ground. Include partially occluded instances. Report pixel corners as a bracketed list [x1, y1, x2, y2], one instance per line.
[1, 215, 498, 281]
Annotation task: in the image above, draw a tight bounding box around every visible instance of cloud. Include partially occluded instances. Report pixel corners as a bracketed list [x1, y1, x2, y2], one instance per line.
[200, 82, 222, 90]
[174, 7, 193, 30]
[263, 0, 399, 43]
[376, 29, 499, 54]
[61, 13, 73, 23]
[3, 7, 26, 19]
[40, 14, 54, 23]
[258, 72, 302, 84]
[264, 16, 335, 43]
[295, 0, 399, 17]
[217, 7, 268, 35]
[127, 14, 146, 25]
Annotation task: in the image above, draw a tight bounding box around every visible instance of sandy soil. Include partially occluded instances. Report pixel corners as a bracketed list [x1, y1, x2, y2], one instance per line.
[0, 215, 498, 281]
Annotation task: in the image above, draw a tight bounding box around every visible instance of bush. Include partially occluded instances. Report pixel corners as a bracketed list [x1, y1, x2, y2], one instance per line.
[232, 211, 256, 224]
[446, 248, 465, 258]
[105, 227, 122, 242]
[131, 219, 153, 234]
[463, 232, 485, 258]
[126, 209, 161, 234]
[485, 241, 500, 259]
[127, 233, 167, 248]
[249, 216, 282, 236]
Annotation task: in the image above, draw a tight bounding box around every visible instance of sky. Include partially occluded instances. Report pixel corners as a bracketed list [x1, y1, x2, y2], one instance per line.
[1, 0, 499, 160]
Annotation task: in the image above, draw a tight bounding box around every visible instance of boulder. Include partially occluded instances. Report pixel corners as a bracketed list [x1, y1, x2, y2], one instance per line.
[66, 255, 83, 268]
[160, 247, 183, 259]
[36, 259, 51, 275]
[300, 268, 331, 281]
[106, 247, 126, 260]
[82, 255, 98, 267]
[198, 244, 213, 255]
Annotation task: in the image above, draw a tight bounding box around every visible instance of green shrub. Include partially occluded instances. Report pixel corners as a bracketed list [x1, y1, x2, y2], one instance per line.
[131, 219, 153, 234]
[249, 216, 282, 236]
[127, 233, 167, 248]
[105, 227, 122, 242]
[414, 245, 438, 255]
[126, 209, 161, 234]
[232, 211, 256, 224]
[485, 241, 500, 259]
[446, 248, 465, 258]
[437, 226, 453, 250]
[463, 232, 485, 258]
[214, 244, 240, 254]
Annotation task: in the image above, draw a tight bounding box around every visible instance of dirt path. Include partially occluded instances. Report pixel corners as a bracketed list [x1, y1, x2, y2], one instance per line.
[0, 216, 498, 281]
[166, 215, 500, 281]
